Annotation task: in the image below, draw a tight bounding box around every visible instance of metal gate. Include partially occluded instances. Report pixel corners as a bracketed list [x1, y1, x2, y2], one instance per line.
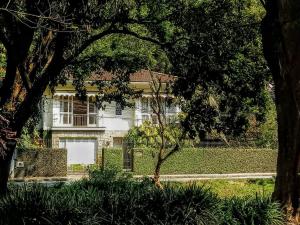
[122, 140, 134, 171]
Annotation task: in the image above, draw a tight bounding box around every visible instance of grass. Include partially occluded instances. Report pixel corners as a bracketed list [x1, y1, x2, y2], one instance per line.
[177, 179, 275, 198]
[104, 147, 277, 175]
[68, 164, 99, 172]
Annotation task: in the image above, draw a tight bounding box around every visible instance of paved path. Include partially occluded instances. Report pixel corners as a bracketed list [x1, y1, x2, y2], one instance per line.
[10, 173, 276, 184]
[134, 173, 276, 182]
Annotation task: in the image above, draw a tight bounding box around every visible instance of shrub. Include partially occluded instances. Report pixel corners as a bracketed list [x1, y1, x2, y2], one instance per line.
[0, 168, 284, 225]
[221, 196, 284, 225]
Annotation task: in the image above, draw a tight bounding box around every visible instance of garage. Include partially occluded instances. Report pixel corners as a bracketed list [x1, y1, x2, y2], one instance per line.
[59, 139, 97, 165]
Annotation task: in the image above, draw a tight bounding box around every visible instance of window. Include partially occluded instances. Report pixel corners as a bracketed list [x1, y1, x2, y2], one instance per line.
[167, 103, 177, 114]
[167, 115, 176, 124]
[141, 98, 149, 113]
[58, 95, 98, 126]
[73, 97, 87, 126]
[60, 96, 72, 125]
[160, 98, 166, 114]
[142, 115, 150, 123]
[116, 102, 122, 115]
[151, 114, 158, 125]
[88, 97, 97, 125]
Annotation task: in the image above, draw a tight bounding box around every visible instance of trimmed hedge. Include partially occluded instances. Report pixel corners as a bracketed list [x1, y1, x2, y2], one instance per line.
[104, 148, 277, 175]
[14, 148, 67, 178]
[103, 148, 124, 170]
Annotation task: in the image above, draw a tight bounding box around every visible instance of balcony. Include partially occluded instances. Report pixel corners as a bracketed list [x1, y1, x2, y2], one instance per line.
[73, 114, 96, 127]
[52, 113, 105, 131]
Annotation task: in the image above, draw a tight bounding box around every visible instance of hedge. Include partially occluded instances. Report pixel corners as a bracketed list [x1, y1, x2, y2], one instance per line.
[14, 148, 67, 178]
[104, 148, 277, 175]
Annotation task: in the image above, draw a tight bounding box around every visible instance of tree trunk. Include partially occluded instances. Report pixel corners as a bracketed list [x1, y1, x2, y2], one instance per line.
[0, 140, 16, 195]
[153, 161, 163, 189]
[262, 0, 300, 221]
[273, 79, 300, 221]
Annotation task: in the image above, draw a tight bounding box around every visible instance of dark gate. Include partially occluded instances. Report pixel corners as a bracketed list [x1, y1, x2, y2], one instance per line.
[122, 140, 134, 171]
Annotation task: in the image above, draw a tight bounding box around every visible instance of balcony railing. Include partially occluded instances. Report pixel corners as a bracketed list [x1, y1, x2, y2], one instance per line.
[73, 114, 89, 126]
[53, 114, 100, 127]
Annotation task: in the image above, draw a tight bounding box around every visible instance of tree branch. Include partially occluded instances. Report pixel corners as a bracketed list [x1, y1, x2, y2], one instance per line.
[0, 55, 17, 107]
[65, 26, 187, 66]
[64, 25, 115, 65]
[13, 33, 66, 133]
[18, 64, 31, 92]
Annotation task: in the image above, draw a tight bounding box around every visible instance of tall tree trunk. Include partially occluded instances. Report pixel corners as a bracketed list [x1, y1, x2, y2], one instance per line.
[0, 115, 17, 194]
[0, 141, 16, 195]
[273, 78, 300, 221]
[262, 0, 300, 221]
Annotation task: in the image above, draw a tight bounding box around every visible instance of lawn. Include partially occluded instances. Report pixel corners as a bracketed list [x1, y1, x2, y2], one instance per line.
[177, 179, 275, 198]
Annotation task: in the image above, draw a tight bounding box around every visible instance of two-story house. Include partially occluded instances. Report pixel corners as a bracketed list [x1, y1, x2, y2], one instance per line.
[42, 70, 179, 167]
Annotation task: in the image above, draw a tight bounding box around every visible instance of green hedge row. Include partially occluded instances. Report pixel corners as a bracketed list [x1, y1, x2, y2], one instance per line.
[104, 148, 277, 175]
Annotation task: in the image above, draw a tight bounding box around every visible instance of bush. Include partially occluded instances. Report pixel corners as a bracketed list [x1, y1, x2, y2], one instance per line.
[0, 168, 284, 225]
[125, 121, 182, 148]
[221, 196, 284, 225]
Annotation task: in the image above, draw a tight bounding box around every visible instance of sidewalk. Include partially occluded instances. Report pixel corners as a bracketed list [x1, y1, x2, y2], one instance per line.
[134, 173, 276, 182]
[10, 173, 276, 183]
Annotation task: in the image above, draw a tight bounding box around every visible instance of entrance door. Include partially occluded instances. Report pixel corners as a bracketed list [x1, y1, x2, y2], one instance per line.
[59, 139, 97, 165]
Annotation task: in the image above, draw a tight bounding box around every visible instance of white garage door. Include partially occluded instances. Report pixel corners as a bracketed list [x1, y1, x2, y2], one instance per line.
[59, 139, 97, 165]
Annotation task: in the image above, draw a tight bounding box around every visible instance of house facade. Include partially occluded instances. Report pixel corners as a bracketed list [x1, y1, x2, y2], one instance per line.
[41, 70, 179, 167]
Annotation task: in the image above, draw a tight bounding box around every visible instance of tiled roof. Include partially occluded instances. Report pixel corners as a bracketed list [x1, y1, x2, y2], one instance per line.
[0, 69, 175, 84]
[88, 69, 175, 83]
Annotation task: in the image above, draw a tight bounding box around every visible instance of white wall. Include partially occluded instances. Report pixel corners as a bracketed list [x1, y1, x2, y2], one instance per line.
[101, 102, 134, 131]
[43, 95, 179, 131]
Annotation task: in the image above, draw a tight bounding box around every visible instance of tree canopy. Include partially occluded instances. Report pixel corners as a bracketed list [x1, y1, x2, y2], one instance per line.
[0, 0, 271, 192]
[0, 0, 185, 192]
[166, 0, 271, 139]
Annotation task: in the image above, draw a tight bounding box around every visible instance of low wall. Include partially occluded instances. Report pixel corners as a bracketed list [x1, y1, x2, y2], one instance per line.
[14, 148, 67, 178]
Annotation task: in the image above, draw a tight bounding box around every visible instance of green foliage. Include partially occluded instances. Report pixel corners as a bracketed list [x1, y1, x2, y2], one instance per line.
[0, 44, 5, 77]
[0, 168, 284, 225]
[17, 127, 41, 150]
[221, 197, 284, 225]
[169, 0, 271, 138]
[82, 35, 171, 73]
[125, 120, 182, 148]
[193, 179, 275, 198]
[255, 98, 278, 148]
[103, 148, 123, 171]
[104, 148, 277, 175]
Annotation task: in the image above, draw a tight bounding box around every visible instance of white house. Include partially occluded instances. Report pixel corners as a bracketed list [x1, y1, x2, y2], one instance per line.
[41, 70, 180, 167]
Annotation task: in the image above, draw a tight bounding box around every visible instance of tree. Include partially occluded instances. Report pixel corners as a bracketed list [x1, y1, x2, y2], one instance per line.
[261, 0, 300, 221]
[125, 74, 184, 188]
[0, 0, 276, 196]
[0, 0, 183, 193]
[146, 75, 184, 188]
[167, 0, 270, 140]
